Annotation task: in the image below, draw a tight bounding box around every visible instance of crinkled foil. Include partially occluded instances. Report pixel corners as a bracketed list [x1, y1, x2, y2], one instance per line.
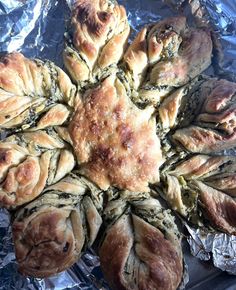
[0, 0, 236, 289]
[186, 224, 236, 275]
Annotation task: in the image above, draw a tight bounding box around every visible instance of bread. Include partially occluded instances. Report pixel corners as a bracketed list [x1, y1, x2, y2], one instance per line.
[0, 52, 77, 133]
[172, 78, 236, 153]
[69, 74, 164, 191]
[12, 173, 103, 277]
[122, 16, 212, 105]
[161, 154, 236, 234]
[0, 129, 75, 208]
[193, 180, 236, 235]
[63, 0, 130, 87]
[99, 196, 183, 290]
[1, 0, 236, 288]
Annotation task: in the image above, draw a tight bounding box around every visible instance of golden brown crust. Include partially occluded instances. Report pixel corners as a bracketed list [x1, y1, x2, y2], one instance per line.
[162, 155, 236, 234]
[99, 213, 183, 290]
[173, 125, 236, 153]
[0, 52, 43, 96]
[123, 27, 148, 88]
[63, 49, 91, 83]
[148, 16, 186, 64]
[200, 79, 236, 114]
[123, 16, 187, 89]
[0, 52, 76, 101]
[159, 87, 186, 130]
[69, 75, 164, 191]
[13, 208, 79, 277]
[172, 78, 236, 153]
[149, 29, 212, 87]
[0, 150, 75, 208]
[99, 214, 134, 290]
[169, 155, 229, 179]
[197, 79, 236, 134]
[194, 181, 236, 235]
[206, 175, 236, 197]
[12, 174, 103, 277]
[0, 52, 77, 131]
[31, 104, 71, 131]
[122, 16, 212, 105]
[0, 7, 233, 288]
[125, 16, 186, 68]
[132, 215, 182, 290]
[0, 130, 75, 208]
[64, 0, 130, 84]
[0, 156, 43, 207]
[0, 146, 26, 182]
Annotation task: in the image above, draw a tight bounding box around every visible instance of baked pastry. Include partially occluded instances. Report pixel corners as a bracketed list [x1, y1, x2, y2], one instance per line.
[161, 154, 236, 234]
[0, 0, 234, 288]
[0, 129, 75, 208]
[63, 0, 130, 87]
[0, 52, 77, 133]
[69, 74, 164, 192]
[121, 16, 212, 105]
[12, 173, 103, 277]
[172, 78, 236, 153]
[99, 195, 183, 290]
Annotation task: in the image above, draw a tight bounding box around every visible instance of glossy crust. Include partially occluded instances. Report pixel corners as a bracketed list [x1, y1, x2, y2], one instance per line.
[12, 174, 103, 277]
[69, 75, 164, 191]
[63, 0, 130, 84]
[0, 52, 76, 131]
[0, 130, 75, 208]
[99, 197, 183, 290]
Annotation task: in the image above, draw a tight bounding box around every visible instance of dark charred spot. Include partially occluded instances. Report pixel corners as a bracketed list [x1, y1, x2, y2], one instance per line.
[59, 193, 70, 199]
[98, 11, 110, 22]
[0, 150, 8, 164]
[139, 40, 147, 52]
[29, 206, 37, 215]
[5, 115, 10, 119]
[165, 24, 172, 30]
[76, 3, 90, 23]
[2, 57, 10, 65]
[93, 145, 114, 163]
[63, 242, 70, 252]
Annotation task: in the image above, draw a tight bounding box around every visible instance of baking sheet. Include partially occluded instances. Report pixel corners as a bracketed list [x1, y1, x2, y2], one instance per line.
[0, 0, 236, 289]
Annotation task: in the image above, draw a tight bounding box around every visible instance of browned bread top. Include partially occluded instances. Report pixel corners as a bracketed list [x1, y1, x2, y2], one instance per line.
[69, 75, 164, 191]
[64, 0, 130, 85]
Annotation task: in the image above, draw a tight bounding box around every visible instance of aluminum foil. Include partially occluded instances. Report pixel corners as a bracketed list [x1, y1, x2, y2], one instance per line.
[0, 0, 236, 289]
[186, 224, 236, 275]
